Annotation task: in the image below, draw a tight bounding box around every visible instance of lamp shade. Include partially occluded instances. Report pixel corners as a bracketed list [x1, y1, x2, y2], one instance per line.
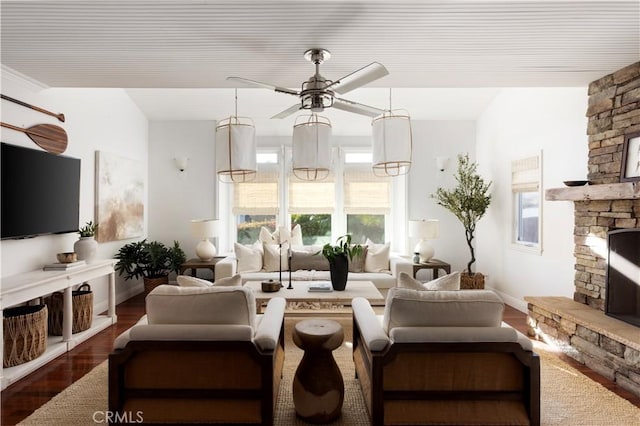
[409, 219, 439, 262]
[190, 219, 219, 261]
[372, 110, 412, 177]
[409, 219, 440, 239]
[190, 219, 219, 238]
[292, 114, 332, 181]
[215, 116, 257, 183]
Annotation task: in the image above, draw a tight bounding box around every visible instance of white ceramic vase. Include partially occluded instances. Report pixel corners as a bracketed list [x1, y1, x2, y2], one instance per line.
[74, 236, 98, 263]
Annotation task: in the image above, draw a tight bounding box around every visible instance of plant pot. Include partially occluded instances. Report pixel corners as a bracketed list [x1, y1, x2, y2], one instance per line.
[460, 272, 485, 289]
[73, 236, 98, 262]
[143, 275, 169, 294]
[329, 255, 349, 291]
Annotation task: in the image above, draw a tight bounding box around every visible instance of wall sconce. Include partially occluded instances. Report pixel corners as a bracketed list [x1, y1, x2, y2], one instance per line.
[175, 157, 189, 172]
[436, 156, 449, 172]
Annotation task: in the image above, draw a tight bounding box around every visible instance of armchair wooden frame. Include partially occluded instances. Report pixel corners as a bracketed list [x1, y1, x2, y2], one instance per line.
[109, 321, 285, 426]
[353, 317, 541, 426]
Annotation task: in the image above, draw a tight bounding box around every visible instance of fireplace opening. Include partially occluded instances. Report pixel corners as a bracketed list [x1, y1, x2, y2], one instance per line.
[606, 228, 640, 327]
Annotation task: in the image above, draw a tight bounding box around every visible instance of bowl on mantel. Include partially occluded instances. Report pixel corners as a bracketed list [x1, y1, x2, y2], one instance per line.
[563, 180, 589, 187]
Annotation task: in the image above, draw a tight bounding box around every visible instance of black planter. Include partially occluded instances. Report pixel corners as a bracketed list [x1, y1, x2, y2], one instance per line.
[329, 255, 349, 291]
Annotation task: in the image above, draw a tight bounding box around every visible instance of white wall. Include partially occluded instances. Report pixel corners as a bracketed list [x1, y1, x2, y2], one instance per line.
[148, 121, 216, 275]
[0, 69, 149, 309]
[475, 88, 588, 311]
[407, 120, 477, 277]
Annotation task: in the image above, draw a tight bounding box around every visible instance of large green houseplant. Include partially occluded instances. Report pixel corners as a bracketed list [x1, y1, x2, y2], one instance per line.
[115, 239, 186, 293]
[432, 154, 492, 289]
[319, 234, 364, 291]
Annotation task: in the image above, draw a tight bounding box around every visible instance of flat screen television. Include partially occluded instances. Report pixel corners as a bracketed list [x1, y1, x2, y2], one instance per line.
[1, 143, 81, 239]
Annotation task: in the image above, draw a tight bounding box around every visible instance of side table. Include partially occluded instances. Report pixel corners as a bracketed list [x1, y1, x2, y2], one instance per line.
[413, 259, 451, 280]
[292, 319, 344, 423]
[178, 257, 223, 280]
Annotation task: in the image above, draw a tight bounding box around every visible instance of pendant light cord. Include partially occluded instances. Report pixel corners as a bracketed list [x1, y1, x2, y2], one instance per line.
[234, 88, 238, 117]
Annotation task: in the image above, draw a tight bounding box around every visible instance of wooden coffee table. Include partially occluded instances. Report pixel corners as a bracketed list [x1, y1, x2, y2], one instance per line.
[244, 280, 384, 314]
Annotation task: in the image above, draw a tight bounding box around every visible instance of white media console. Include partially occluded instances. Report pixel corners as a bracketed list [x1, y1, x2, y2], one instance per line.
[0, 259, 117, 390]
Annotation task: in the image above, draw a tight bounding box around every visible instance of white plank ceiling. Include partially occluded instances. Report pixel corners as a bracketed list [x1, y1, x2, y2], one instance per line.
[1, 0, 638, 127]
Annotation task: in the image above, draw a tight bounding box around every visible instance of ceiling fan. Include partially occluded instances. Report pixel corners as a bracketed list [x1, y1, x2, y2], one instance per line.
[227, 48, 389, 119]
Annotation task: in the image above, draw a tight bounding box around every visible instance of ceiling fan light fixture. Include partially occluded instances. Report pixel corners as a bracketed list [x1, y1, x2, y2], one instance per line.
[371, 109, 412, 177]
[228, 48, 389, 119]
[292, 114, 332, 181]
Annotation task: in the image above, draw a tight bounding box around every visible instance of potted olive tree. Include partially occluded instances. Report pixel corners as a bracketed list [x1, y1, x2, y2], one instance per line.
[319, 234, 364, 291]
[432, 154, 492, 289]
[115, 239, 186, 293]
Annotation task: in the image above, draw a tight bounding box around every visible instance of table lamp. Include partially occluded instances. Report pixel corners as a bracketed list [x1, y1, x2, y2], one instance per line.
[409, 219, 439, 263]
[190, 219, 219, 261]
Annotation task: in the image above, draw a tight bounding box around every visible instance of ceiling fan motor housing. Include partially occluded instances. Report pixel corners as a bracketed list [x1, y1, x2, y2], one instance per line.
[300, 75, 334, 112]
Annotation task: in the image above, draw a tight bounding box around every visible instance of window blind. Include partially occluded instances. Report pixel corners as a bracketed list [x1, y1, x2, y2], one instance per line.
[344, 167, 390, 214]
[288, 174, 335, 214]
[512, 156, 540, 192]
[233, 171, 279, 215]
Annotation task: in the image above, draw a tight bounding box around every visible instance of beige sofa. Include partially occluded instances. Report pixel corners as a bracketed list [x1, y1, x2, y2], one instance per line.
[215, 247, 412, 289]
[109, 285, 285, 425]
[352, 288, 540, 425]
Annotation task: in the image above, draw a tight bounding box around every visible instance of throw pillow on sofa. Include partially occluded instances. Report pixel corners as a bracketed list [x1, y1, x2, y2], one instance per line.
[177, 274, 243, 287]
[398, 271, 461, 291]
[234, 241, 263, 273]
[348, 245, 368, 273]
[263, 242, 290, 272]
[290, 246, 329, 271]
[364, 239, 390, 272]
[259, 225, 303, 246]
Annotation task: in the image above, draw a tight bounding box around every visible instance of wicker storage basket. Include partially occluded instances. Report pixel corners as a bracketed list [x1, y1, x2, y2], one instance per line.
[3, 305, 48, 367]
[46, 283, 93, 336]
[460, 272, 485, 289]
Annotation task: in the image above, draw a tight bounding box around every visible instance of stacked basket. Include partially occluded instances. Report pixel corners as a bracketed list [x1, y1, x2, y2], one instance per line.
[46, 283, 93, 335]
[3, 305, 48, 367]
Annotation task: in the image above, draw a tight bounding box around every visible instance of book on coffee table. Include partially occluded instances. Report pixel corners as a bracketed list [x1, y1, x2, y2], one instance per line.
[308, 282, 333, 292]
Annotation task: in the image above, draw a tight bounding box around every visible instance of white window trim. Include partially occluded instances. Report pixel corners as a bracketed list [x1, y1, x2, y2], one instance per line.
[510, 150, 543, 255]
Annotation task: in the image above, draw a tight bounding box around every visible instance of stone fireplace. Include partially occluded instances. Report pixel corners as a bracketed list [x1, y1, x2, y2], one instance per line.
[526, 61, 640, 397]
[606, 228, 640, 327]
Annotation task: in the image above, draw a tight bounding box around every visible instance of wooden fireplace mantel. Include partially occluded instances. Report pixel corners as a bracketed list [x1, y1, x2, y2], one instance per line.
[545, 182, 640, 201]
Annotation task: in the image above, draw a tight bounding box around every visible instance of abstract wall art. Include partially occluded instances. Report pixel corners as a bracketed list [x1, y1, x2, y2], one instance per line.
[95, 151, 145, 242]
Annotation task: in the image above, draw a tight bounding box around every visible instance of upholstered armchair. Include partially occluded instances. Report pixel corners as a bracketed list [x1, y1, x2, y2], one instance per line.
[109, 285, 285, 425]
[352, 288, 540, 426]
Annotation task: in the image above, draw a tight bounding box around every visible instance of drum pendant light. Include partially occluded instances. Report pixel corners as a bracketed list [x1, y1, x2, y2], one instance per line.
[371, 89, 412, 177]
[292, 114, 332, 181]
[216, 88, 257, 183]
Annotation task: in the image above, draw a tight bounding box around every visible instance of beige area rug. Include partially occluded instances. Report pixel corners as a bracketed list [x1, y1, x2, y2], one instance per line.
[18, 319, 640, 426]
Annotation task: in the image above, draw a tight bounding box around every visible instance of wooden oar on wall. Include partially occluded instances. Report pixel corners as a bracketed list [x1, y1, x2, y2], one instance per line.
[0, 122, 68, 154]
[1, 94, 65, 122]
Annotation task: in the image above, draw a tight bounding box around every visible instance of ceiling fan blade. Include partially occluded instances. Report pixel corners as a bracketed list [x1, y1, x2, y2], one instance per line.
[333, 98, 385, 117]
[226, 76, 299, 96]
[326, 62, 389, 95]
[271, 103, 302, 119]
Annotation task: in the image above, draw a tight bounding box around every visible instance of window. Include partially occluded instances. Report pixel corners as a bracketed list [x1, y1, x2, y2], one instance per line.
[512, 154, 542, 252]
[233, 170, 279, 244]
[343, 165, 389, 244]
[288, 173, 334, 244]
[221, 148, 405, 252]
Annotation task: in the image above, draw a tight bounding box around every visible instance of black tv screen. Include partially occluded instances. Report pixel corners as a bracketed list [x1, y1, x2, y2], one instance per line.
[1, 143, 81, 239]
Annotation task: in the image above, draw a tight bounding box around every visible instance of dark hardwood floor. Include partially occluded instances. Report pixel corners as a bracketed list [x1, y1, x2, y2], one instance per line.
[2, 296, 639, 425]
